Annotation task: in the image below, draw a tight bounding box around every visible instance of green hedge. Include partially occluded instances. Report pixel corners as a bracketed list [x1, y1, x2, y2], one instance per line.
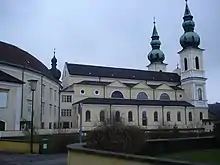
[140, 136, 218, 156]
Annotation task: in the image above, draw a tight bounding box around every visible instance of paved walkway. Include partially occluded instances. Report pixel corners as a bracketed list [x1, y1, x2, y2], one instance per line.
[0, 153, 67, 165]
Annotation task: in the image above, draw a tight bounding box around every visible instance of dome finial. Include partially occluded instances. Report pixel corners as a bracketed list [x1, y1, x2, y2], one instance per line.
[51, 48, 57, 65]
[147, 18, 165, 64]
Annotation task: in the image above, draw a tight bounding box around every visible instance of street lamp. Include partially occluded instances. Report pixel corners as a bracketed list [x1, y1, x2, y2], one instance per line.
[78, 103, 83, 143]
[28, 79, 38, 154]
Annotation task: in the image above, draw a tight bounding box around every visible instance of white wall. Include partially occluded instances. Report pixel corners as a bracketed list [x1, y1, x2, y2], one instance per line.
[0, 64, 61, 130]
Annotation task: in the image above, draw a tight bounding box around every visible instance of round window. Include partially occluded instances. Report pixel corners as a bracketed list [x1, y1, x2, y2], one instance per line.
[179, 94, 182, 98]
[94, 90, 99, 95]
[80, 89, 85, 95]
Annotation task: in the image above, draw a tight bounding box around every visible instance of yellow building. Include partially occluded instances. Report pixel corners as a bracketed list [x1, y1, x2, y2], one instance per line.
[60, 1, 208, 130]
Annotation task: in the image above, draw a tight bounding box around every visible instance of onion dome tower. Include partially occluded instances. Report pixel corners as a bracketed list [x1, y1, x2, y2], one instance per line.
[49, 48, 61, 80]
[147, 18, 167, 72]
[178, 0, 208, 108]
[180, 0, 200, 49]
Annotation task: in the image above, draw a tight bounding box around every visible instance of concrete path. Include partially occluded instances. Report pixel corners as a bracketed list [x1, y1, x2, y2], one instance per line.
[0, 152, 67, 165]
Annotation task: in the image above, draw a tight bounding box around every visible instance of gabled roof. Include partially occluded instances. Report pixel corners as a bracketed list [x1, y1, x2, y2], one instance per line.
[74, 80, 183, 90]
[66, 63, 180, 83]
[73, 98, 194, 107]
[75, 80, 136, 88]
[0, 70, 24, 84]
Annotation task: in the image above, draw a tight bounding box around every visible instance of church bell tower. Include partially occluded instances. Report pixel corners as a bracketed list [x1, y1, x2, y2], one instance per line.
[178, 0, 208, 108]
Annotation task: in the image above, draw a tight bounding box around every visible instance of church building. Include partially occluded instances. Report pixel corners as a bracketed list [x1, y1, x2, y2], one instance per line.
[60, 1, 208, 130]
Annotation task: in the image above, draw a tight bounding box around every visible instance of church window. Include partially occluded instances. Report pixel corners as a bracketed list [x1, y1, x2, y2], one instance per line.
[184, 58, 188, 71]
[94, 90, 99, 95]
[128, 111, 133, 122]
[142, 111, 147, 126]
[200, 112, 203, 120]
[80, 89, 85, 95]
[100, 110, 105, 122]
[85, 110, 91, 122]
[137, 92, 148, 100]
[167, 112, 171, 121]
[160, 93, 170, 100]
[189, 112, 192, 121]
[115, 111, 120, 122]
[177, 112, 181, 121]
[111, 91, 124, 98]
[198, 88, 202, 100]
[154, 111, 158, 122]
[195, 56, 199, 69]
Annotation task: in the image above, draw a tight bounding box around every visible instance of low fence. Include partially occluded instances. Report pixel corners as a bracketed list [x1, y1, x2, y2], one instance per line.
[0, 139, 39, 154]
[140, 136, 218, 156]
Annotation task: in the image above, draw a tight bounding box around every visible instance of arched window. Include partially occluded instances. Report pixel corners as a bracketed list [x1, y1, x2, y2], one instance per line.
[167, 112, 171, 122]
[184, 58, 188, 71]
[0, 121, 6, 131]
[142, 111, 147, 126]
[200, 112, 203, 120]
[198, 88, 202, 100]
[195, 56, 199, 69]
[177, 112, 181, 121]
[160, 93, 170, 100]
[128, 111, 133, 122]
[115, 111, 120, 122]
[154, 111, 158, 122]
[137, 92, 148, 100]
[189, 112, 192, 121]
[85, 110, 91, 122]
[111, 91, 124, 98]
[100, 110, 105, 122]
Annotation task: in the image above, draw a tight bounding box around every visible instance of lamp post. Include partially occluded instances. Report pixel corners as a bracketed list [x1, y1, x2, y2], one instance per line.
[78, 103, 83, 143]
[28, 79, 38, 154]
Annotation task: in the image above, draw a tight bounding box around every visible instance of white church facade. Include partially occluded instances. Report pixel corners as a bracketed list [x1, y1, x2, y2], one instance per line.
[60, 1, 209, 130]
[0, 1, 210, 132]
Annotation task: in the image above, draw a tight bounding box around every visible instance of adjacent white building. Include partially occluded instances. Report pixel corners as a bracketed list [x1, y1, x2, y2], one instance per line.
[0, 42, 61, 131]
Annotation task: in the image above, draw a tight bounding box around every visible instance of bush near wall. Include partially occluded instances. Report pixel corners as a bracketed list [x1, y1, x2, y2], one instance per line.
[140, 136, 217, 156]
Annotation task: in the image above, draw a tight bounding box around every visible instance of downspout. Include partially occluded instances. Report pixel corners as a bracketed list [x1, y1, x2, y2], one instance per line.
[104, 85, 106, 98]
[20, 67, 25, 121]
[162, 106, 164, 126]
[58, 87, 61, 128]
[137, 105, 140, 127]
[40, 76, 43, 126]
[153, 89, 155, 100]
[184, 106, 187, 126]
[175, 90, 177, 101]
[110, 104, 112, 124]
[129, 87, 131, 99]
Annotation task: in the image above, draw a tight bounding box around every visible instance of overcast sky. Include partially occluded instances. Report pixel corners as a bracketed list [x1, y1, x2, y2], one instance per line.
[0, 0, 219, 103]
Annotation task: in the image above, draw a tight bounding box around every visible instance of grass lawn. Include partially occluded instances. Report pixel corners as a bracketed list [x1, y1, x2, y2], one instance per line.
[162, 149, 220, 165]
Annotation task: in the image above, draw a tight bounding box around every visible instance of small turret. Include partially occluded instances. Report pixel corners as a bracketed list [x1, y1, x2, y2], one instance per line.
[148, 18, 165, 63]
[49, 48, 61, 80]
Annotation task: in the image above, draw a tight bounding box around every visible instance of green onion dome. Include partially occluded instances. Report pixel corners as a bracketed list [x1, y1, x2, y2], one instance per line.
[180, 0, 200, 49]
[148, 20, 165, 63]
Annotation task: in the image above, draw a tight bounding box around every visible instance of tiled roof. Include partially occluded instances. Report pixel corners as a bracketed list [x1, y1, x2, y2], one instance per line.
[0, 41, 60, 84]
[208, 103, 220, 119]
[0, 70, 24, 84]
[75, 80, 183, 90]
[73, 98, 194, 107]
[66, 63, 180, 83]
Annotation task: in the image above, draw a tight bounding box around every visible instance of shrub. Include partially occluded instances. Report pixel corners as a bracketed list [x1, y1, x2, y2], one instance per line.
[87, 120, 146, 154]
[214, 122, 220, 144]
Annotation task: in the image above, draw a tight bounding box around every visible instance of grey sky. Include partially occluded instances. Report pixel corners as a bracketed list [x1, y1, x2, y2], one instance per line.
[0, 0, 219, 103]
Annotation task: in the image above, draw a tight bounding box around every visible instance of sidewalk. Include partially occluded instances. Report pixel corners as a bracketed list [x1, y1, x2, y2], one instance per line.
[0, 152, 67, 165]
